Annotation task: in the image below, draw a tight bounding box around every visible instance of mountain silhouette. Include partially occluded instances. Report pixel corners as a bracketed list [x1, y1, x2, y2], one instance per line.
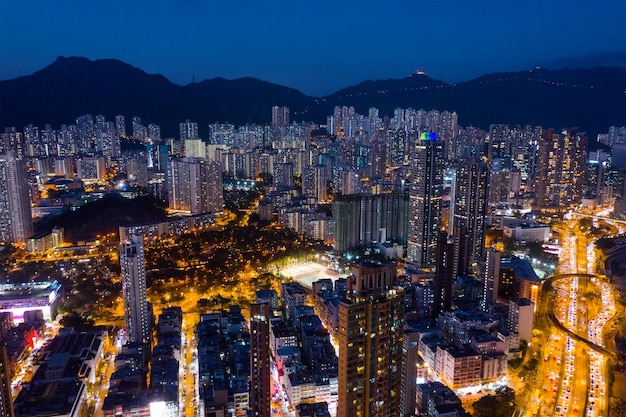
[1, 56, 625, 138]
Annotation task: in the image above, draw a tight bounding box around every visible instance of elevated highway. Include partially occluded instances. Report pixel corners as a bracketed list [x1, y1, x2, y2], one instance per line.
[541, 274, 616, 359]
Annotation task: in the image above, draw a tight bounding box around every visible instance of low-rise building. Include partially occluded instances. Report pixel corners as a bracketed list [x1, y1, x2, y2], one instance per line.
[508, 298, 534, 342]
[26, 227, 64, 254]
[502, 219, 550, 242]
[437, 345, 482, 390]
[196, 306, 251, 417]
[314, 291, 341, 337]
[0, 281, 63, 323]
[14, 329, 106, 417]
[281, 282, 307, 321]
[437, 310, 499, 345]
[270, 321, 298, 359]
[103, 343, 149, 416]
[296, 402, 331, 417]
[469, 330, 505, 356]
[499, 257, 541, 305]
[497, 330, 521, 357]
[481, 354, 508, 381]
[416, 382, 468, 417]
[14, 378, 86, 417]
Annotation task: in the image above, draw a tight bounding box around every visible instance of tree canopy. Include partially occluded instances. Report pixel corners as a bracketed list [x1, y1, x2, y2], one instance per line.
[472, 386, 515, 417]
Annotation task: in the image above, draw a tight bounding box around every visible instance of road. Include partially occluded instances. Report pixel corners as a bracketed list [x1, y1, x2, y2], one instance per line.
[92, 350, 117, 417]
[565, 277, 588, 417]
[544, 275, 615, 359]
[521, 215, 618, 417]
[181, 316, 199, 417]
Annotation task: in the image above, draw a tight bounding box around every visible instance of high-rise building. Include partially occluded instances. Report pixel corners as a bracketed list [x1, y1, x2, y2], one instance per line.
[0, 346, 13, 417]
[76, 156, 106, 182]
[488, 157, 512, 206]
[400, 330, 420, 417]
[184, 138, 206, 159]
[597, 126, 626, 147]
[302, 165, 329, 202]
[115, 115, 127, 138]
[338, 261, 404, 417]
[271, 106, 290, 126]
[481, 248, 501, 311]
[131, 116, 146, 142]
[488, 124, 513, 160]
[407, 132, 445, 267]
[0, 151, 33, 245]
[486, 124, 542, 201]
[1, 128, 23, 158]
[583, 156, 607, 205]
[179, 120, 199, 141]
[75, 115, 95, 151]
[535, 128, 587, 212]
[249, 303, 271, 417]
[146, 123, 160, 142]
[333, 192, 409, 253]
[120, 233, 150, 345]
[452, 158, 489, 273]
[434, 231, 455, 316]
[155, 144, 170, 172]
[168, 158, 223, 214]
[57, 125, 74, 158]
[94, 120, 119, 159]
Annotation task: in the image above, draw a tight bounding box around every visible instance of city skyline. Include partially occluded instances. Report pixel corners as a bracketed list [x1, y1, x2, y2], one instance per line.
[1, 0, 625, 96]
[0, 0, 625, 411]
[0, 103, 624, 416]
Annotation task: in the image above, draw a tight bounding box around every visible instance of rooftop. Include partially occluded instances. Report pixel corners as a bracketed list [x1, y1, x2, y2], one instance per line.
[14, 379, 85, 417]
[500, 256, 540, 282]
[0, 281, 62, 301]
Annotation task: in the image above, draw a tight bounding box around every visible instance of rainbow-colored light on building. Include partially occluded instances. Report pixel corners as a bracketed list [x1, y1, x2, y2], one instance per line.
[420, 132, 437, 141]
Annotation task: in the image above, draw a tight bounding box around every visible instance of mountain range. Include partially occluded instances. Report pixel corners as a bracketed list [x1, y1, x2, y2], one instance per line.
[1, 56, 625, 139]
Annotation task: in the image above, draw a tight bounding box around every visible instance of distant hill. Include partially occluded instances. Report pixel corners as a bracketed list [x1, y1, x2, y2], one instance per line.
[0, 56, 312, 136]
[1, 56, 625, 138]
[315, 67, 626, 137]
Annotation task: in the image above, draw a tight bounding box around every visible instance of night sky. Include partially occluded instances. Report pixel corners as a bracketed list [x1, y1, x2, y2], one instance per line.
[1, 0, 625, 96]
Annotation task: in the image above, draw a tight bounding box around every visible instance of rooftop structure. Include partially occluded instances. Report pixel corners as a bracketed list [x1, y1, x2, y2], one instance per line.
[0, 281, 62, 323]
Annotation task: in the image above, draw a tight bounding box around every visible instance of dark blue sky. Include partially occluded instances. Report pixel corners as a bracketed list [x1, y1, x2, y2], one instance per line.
[1, 0, 625, 96]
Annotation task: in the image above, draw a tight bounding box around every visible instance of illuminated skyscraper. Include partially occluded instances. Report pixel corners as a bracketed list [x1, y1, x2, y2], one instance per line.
[115, 115, 126, 138]
[338, 261, 404, 417]
[333, 192, 408, 253]
[75, 115, 95, 151]
[481, 248, 501, 311]
[488, 124, 512, 160]
[95, 120, 119, 159]
[168, 158, 223, 214]
[535, 128, 587, 212]
[271, 106, 290, 126]
[249, 303, 270, 417]
[120, 233, 150, 345]
[434, 231, 455, 316]
[302, 165, 329, 202]
[21, 124, 42, 158]
[452, 158, 489, 273]
[147, 123, 161, 143]
[76, 156, 106, 182]
[407, 132, 445, 267]
[488, 124, 541, 193]
[179, 119, 199, 141]
[0, 151, 33, 245]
